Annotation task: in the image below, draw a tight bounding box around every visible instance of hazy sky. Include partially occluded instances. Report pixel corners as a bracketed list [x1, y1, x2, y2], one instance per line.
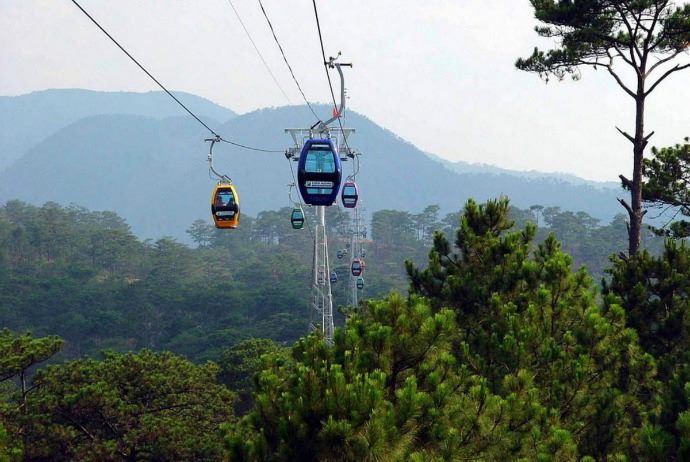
[2, 0, 689, 181]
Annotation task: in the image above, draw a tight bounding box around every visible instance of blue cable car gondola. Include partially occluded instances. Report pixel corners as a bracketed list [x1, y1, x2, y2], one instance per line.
[336, 250, 344, 259]
[290, 207, 305, 229]
[356, 277, 364, 290]
[341, 181, 359, 208]
[330, 271, 337, 283]
[351, 258, 364, 277]
[297, 139, 342, 206]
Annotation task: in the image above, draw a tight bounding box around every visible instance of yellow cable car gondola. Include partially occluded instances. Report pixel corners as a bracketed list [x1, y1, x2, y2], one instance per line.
[211, 182, 239, 229]
[206, 136, 239, 229]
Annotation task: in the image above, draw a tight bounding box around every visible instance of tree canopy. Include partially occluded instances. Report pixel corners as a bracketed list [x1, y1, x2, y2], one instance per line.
[517, 0, 690, 255]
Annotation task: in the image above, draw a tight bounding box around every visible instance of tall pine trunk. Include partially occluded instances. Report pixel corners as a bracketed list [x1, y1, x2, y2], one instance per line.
[629, 91, 645, 256]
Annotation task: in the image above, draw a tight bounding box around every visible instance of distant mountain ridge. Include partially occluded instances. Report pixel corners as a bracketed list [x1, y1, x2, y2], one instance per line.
[425, 152, 620, 190]
[0, 89, 236, 170]
[0, 89, 626, 240]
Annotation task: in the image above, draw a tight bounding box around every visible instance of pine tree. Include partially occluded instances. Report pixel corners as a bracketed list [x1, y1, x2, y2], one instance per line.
[406, 197, 658, 459]
[517, 0, 690, 255]
[605, 240, 690, 460]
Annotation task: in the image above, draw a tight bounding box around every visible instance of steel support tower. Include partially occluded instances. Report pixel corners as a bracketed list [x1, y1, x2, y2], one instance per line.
[284, 58, 354, 344]
[310, 205, 334, 340]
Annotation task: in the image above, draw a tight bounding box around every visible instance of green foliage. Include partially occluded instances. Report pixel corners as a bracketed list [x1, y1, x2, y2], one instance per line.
[20, 349, 234, 461]
[218, 338, 289, 414]
[0, 330, 64, 460]
[605, 240, 690, 367]
[605, 240, 690, 460]
[0, 202, 310, 360]
[226, 292, 578, 461]
[406, 197, 658, 459]
[516, 1, 690, 81]
[0, 420, 21, 462]
[0, 200, 666, 363]
[0, 329, 63, 384]
[642, 138, 690, 238]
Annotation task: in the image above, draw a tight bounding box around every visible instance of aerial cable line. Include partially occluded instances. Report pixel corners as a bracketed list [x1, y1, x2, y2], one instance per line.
[225, 0, 292, 105]
[69, 0, 282, 153]
[310, 0, 354, 157]
[257, 0, 321, 123]
[311, 0, 338, 117]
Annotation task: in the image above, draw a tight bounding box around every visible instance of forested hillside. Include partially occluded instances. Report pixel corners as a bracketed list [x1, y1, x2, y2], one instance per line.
[2, 197, 689, 460]
[0, 200, 665, 362]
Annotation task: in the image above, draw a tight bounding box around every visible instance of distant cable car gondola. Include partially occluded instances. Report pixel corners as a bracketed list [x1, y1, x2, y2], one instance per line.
[351, 258, 364, 277]
[336, 250, 344, 259]
[297, 138, 342, 206]
[356, 277, 364, 290]
[360, 249, 366, 258]
[341, 180, 359, 208]
[291, 207, 305, 229]
[330, 271, 337, 283]
[211, 183, 239, 229]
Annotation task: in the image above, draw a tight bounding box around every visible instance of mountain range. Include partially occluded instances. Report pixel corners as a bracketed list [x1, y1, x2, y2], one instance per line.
[0, 89, 624, 241]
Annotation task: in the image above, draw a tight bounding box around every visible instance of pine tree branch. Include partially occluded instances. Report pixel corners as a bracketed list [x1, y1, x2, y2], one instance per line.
[611, 43, 635, 67]
[620, 174, 634, 190]
[613, 2, 642, 64]
[647, 49, 685, 75]
[606, 61, 636, 97]
[617, 197, 634, 216]
[646, 62, 690, 96]
[616, 126, 636, 144]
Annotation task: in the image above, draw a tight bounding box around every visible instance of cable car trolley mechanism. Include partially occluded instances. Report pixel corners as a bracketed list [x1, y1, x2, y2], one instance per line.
[207, 136, 240, 229]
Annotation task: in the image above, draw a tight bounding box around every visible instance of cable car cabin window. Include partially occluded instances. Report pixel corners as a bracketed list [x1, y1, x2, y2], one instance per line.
[304, 146, 336, 173]
[306, 186, 333, 195]
[214, 190, 237, 212]
[343, 185, 357, 196]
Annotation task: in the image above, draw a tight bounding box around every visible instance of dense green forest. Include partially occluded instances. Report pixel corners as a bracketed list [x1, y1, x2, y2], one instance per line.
[2, 195, 689, 460]
[0, 200, 664, 361]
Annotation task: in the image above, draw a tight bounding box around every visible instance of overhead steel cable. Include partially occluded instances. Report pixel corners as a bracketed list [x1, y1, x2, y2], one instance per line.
[257, 0, 321, 123]
[225, 0, 292, 105]
[310, 0, 354, 158]
[69, 0, 282, 153]
[311, 0, 338, 114]
[218, 137, 282, 153]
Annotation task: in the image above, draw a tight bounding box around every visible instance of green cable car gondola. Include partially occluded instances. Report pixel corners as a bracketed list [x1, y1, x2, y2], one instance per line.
[356, 277, 364, 290]
[291, 207, 305, 229]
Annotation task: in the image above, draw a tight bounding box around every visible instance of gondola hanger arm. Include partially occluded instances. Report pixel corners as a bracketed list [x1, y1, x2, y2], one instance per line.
[206, 136, 232, 183]
[317, 54, 351, 133]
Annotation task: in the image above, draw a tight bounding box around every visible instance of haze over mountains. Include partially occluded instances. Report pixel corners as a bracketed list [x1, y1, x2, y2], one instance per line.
[0, 89, 623, 240]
